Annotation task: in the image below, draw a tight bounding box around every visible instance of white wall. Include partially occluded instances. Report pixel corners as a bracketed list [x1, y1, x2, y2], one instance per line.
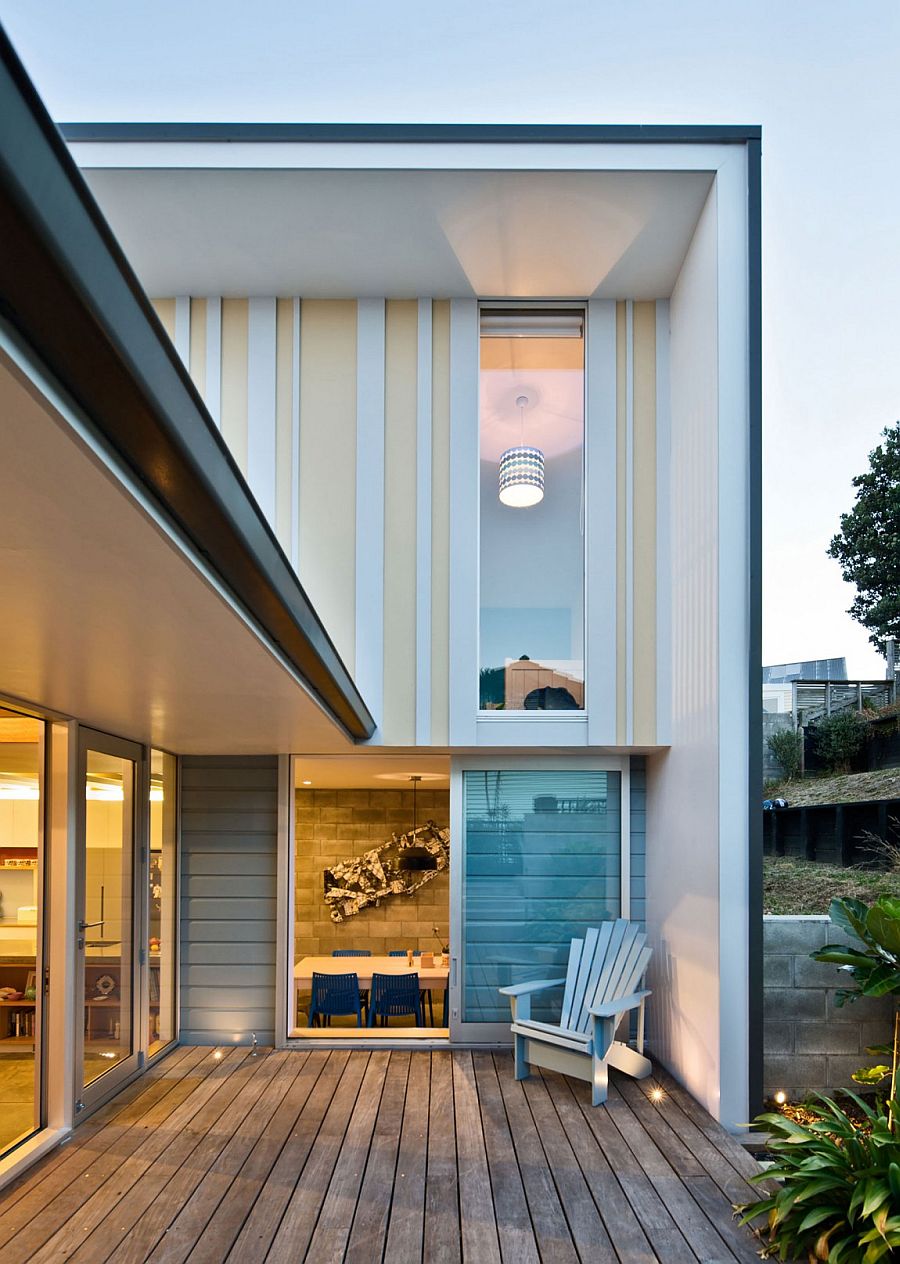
[646, 157, 751, 1130]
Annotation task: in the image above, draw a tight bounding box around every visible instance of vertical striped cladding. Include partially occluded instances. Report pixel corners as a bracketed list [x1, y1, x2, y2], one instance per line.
[382, 300, 418, 742]
[430, 301, 451, 746]
[630, 757, 647, 924]
[180, 756, 278, 1045]
[150, 295, 664, 746]
[299, 301, 357, 671]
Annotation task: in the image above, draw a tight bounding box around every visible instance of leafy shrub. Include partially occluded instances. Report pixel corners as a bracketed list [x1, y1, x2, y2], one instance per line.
[739, 1093, 900, 1262]
[767, 727, 803, 780]
[813, 897, 900, 1011]
[812, 711, 870, 773]
[742, 897, 900, 1260]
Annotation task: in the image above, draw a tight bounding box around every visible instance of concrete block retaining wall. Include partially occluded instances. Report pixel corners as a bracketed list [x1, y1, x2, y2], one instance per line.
[764, 915, 895, 1100]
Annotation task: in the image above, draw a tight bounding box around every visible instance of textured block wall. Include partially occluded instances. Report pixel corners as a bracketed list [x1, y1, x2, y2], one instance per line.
[294, 788, 450, 957]
[764, 916, 894, 1099]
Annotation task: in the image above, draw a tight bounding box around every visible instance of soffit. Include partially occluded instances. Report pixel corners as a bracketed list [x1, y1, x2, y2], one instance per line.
[75, 166, 715, 299]
[0, 349, 354, 756]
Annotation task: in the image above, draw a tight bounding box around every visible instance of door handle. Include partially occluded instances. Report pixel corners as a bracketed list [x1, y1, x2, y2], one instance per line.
[78, 920, 104, 931]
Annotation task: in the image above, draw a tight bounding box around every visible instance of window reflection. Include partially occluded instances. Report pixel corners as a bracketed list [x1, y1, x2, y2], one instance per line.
[462, 770, 620, 1024]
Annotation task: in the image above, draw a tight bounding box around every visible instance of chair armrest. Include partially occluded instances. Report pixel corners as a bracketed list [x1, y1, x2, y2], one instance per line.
[588, 989, 651, 1019]
[499, 977, 566, 998]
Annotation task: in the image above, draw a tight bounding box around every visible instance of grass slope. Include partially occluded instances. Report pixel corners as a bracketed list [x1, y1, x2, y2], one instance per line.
[763, 855, 900, 915]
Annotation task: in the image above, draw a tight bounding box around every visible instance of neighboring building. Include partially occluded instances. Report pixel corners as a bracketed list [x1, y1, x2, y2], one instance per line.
[763, 684, 794, 715]
[762, 657, 847, 683]
[0, 29, 760, 1183]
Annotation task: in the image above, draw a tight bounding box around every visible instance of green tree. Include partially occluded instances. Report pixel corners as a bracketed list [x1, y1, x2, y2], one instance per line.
[828, 422, 900, 652]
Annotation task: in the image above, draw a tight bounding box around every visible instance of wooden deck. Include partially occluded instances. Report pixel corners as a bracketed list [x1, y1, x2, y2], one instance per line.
[0, 1045, 766, 1262]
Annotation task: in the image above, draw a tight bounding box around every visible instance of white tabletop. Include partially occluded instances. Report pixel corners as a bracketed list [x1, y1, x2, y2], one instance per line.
[294, 954, 449, 989]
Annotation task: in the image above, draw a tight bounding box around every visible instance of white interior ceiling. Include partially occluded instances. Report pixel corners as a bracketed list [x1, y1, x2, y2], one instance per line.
[294, 754, 450, 789]
[76, 166, 714, 299]
[0, 346, 356, 755]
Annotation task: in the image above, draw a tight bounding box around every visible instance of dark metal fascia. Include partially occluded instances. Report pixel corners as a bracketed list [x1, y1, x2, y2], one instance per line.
[0, 27, 374, 741]
[60, 121, 761, 144]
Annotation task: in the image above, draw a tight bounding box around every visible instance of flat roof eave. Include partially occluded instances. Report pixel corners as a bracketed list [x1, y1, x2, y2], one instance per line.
[0, 27, 375, 742]
[59, 122, 761, 145]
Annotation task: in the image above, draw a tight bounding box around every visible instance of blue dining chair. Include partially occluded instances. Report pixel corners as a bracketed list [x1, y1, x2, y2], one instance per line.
[387, 951, 433, 1022]
[368, 971, 424, 1027]
[308, 971, 363, 1028]
[331, 950, 371, 1014]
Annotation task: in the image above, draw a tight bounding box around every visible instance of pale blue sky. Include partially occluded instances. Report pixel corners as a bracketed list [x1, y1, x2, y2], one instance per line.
[3, 0, 899, 678]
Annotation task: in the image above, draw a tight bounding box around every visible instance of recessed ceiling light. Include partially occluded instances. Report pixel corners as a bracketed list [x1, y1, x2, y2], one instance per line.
[302, 780, 312, 786]
[373, 771, 448, 783]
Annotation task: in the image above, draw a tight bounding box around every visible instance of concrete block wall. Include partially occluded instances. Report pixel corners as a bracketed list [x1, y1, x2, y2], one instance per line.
[764, 915, 895, 1099]
[295, 788, 450, 957]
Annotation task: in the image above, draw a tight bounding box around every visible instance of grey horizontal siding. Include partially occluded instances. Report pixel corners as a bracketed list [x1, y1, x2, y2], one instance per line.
[180, 755, 278, 1045]
[630, 758, 646, 926]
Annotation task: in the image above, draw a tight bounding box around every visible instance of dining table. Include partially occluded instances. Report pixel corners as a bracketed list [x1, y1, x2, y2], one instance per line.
[294, 954, 449, 1026]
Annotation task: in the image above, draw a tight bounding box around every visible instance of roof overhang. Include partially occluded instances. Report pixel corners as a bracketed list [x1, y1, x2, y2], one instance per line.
[0, 30, 375, 743]
[63, 123, 759, 300]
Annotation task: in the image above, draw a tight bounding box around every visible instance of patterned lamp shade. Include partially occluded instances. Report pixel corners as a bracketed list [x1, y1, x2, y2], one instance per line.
[498, 445, 545, 507]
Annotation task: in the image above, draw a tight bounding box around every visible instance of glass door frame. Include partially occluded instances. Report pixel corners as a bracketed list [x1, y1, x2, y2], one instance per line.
[448, 754, 630, 1044]
[74, 728, 145, 1114]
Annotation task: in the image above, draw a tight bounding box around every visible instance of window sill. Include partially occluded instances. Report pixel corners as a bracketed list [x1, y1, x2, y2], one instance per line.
[477, 710, 587, 721]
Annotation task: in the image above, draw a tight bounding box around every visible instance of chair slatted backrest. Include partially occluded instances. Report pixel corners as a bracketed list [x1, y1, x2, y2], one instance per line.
[560, 921, 651, 1036]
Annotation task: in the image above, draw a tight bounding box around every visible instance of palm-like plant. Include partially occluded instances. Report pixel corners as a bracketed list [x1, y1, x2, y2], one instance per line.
[812, 897, 900, 1120]
[738, 897, 900, 1259]
[739, 1093, 900, 1262]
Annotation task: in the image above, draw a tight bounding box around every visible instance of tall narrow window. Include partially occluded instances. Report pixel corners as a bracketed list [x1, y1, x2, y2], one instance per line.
[479, 309, 585, 712]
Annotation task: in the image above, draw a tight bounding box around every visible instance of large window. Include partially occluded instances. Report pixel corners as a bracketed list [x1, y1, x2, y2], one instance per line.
[461, 768, 621, 1026]
[479, 309, 585, 712]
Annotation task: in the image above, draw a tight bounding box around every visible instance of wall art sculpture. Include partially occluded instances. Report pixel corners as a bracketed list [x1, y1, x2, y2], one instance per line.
[323, 821, 450, 922]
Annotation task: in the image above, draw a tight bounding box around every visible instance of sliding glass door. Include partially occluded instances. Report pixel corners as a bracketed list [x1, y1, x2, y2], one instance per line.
[0, 707, 45, 1155]
[450, 763, 626, 1042]
[75, 730, 143, 1111]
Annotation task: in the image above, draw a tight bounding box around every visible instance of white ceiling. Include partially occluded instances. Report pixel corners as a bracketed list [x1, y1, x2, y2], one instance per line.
[77, 167, 714, 299]
[294, 754, 450, 789]
[0, 347, 355, 755]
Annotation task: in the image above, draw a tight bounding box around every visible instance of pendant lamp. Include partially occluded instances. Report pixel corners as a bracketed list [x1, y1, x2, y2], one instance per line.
[499, 395, 544, 508]
[398, 775, 437, 871]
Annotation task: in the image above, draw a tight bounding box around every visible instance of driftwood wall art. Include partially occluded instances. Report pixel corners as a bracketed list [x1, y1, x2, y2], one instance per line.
[322, 821, 450, 923]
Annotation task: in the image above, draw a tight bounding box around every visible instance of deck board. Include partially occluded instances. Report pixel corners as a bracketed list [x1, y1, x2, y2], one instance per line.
[0, 1048, 766, 1262]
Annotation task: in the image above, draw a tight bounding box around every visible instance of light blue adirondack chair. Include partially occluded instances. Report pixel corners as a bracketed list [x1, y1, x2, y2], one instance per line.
[499, 921, 652, 1106]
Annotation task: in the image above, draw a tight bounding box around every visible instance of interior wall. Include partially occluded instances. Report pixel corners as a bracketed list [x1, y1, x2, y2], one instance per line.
[645, 184, 723, 1119]
[294, 787, 450, 957]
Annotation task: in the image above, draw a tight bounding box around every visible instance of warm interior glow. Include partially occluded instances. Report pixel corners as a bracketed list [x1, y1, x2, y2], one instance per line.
[0, 784, 39, 800]
[85, 784, 125, 801]
[498, 481, 544, 508]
